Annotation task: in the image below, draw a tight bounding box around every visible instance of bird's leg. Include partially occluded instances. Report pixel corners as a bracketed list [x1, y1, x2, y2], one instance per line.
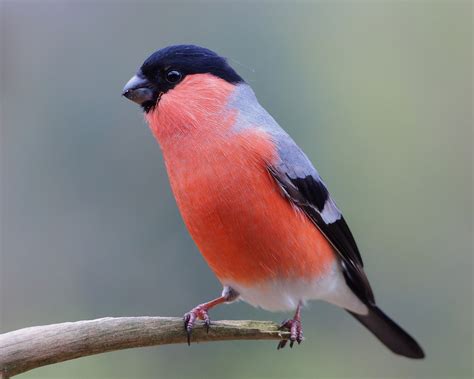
[277, 301, 304, 349]
[183, 286, 239, 345]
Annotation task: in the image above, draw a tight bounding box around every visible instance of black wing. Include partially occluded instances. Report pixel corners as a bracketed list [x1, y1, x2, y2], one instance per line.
[268, 143, 375, 305]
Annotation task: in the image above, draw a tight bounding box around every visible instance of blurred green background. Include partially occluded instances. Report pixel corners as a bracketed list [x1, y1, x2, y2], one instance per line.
[0, 1, 472, 378]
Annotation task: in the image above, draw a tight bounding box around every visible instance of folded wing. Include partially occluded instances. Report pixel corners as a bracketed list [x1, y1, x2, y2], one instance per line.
[268, 137, 375, 305]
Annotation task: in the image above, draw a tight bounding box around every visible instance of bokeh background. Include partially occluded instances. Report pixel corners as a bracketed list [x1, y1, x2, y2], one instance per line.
[1, 1, 472, 378]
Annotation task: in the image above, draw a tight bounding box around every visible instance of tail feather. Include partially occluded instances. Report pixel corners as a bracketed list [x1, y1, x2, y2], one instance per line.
[348, 305, 425, 359]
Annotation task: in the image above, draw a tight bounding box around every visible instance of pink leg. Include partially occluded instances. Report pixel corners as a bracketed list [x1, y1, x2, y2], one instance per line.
[277, 301, 304, 349]
[183, 286, 239, 345]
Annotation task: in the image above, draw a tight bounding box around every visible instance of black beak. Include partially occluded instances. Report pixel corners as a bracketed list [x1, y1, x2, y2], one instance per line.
[122, 74, 155, 106]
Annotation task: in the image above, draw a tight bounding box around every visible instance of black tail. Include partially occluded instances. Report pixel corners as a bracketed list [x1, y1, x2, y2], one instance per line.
[348, 305, 425, 359]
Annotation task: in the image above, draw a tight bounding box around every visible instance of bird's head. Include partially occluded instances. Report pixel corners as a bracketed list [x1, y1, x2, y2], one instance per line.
[122, 45, 244, 114]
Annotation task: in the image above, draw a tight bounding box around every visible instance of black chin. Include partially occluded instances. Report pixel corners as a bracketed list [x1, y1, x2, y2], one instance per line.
[141, 100, 157, 113]
[141, 91, 164, 113]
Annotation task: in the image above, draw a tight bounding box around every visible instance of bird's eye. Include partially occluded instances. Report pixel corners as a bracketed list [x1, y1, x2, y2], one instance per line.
[165, 70, 182, 83]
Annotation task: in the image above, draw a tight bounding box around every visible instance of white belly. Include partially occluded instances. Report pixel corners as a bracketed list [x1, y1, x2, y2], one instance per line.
[223, 261, 368, 314]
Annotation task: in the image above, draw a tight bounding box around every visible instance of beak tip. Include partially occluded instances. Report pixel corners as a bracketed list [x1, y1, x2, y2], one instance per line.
[122, 74, 154, 105]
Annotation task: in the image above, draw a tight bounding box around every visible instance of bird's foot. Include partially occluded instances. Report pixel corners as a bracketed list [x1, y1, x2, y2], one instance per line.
[277, 317, 304, 349]
[183, 290, 239, 346]
[183, 305, 211, 345]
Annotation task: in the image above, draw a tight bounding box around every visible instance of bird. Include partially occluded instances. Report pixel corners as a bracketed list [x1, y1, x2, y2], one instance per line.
[122, 44, 424, 358]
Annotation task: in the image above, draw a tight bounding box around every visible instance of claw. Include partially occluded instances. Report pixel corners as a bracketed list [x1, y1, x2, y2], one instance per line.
[277, 339, 288, 350]
[279, 319, 291, 330]
[182, 305, 211, 345]
[183, 312, 196, 346]
[277, 313, 303, 349]
[201, 310, 211, 333]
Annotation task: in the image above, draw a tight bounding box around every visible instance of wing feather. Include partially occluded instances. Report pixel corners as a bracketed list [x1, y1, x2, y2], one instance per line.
[268, 144, 375, 305]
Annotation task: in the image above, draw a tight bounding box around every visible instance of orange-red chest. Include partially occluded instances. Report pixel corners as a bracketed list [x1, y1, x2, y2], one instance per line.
[158, 129, 335, 286]
[147, 77, 336, 286]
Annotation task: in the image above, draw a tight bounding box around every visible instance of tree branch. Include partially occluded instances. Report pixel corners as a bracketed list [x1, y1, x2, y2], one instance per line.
[0, 317, 289, 377]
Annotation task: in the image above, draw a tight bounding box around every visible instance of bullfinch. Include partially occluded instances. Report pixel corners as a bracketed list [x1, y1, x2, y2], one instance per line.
[122, 45, 424, 358]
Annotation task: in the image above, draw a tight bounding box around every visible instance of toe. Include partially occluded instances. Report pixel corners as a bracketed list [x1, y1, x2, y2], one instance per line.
[277, 317, 303, 349]
[290, 322, 299, 341]
[183, 305, 213, 344]
[183, 311, 197, 345]
[297, 330, 304, 344]
[203, 314, 211, 333]
[277, 339, 288, 350]
[296, 322, 304, 344]
[279, 319, 292, 330]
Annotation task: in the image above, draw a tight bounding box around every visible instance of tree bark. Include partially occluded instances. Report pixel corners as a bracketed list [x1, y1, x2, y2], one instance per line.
[0, 317, 288, 377]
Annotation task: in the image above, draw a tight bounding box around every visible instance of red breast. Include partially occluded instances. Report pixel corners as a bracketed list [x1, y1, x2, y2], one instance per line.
[146, 74, 337, 286]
